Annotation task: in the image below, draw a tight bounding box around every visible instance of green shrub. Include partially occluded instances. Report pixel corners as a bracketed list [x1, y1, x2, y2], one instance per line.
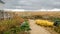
[53, 18, 60, 34]
[20, 20, 31, 31]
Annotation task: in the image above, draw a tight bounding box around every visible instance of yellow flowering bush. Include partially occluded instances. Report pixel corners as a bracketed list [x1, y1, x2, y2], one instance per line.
[35, 19, 54, 26]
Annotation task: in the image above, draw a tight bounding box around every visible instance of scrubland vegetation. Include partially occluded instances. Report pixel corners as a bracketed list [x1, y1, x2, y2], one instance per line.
[0, 11, 60, 34]
[0, 14, 31, 34]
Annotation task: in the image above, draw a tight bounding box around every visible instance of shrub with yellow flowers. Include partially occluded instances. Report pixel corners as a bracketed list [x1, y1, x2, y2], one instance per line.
[35, 19, 54, 27]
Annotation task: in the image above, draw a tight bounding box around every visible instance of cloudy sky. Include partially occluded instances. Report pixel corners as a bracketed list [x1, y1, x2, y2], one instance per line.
[1, 0, 60, 10]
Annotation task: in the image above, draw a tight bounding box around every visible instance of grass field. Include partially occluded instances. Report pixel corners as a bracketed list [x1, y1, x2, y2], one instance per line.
[15, 11, 60, 18]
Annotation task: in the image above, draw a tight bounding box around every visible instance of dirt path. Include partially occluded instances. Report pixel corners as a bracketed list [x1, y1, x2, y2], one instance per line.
[29, 20, 51, 34]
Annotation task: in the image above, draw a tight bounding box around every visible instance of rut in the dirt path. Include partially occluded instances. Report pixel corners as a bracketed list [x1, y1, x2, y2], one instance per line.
[29, 20, 51, 34]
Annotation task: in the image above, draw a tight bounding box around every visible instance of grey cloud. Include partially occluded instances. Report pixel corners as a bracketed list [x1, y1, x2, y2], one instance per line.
[1, 0, 60, 10]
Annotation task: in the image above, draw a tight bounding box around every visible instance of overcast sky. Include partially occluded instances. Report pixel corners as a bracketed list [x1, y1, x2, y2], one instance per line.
[1, 0, 60, 10]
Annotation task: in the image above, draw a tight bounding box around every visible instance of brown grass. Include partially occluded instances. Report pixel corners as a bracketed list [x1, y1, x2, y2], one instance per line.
[15, 11, 60, 18]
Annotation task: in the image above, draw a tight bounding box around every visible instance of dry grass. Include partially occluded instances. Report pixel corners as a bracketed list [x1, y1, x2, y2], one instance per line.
[15, 11, 60, 18]
[42, 26, 59, 34]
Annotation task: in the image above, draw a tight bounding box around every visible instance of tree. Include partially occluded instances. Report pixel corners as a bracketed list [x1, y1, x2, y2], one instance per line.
[0, 0, 5, 4]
